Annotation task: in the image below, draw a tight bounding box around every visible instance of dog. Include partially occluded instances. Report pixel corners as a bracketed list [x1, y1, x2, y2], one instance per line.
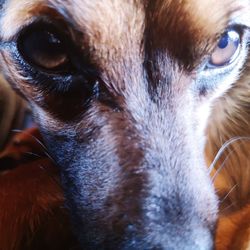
[0, 0, 249, 249]
[0, 75, 27, 148]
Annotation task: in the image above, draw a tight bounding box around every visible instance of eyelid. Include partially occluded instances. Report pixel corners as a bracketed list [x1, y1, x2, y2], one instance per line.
[17, 18, 68, 42]
[1, 15, 69, 45]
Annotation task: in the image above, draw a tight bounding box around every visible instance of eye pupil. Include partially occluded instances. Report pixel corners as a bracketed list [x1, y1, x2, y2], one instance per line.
[49, 32, 61, 44]
[41, 31, 61, 50]
[218, 35, 229, 49]
[32, 31, 62, 56]
[18, 26, 69, 71]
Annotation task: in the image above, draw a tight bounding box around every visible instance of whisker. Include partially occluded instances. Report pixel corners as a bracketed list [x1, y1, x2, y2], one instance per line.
[220, 202, 236, 214]
[24, 152, 44, 159]
[219, 184, 237, 205]
[44, 151, 57, 163]
[211, 153, 232, 182]
[208, 136, 250, 174]
[24, 151, 57, 164]
[11, 129, 48, 151]
[11, 129, 56, 163]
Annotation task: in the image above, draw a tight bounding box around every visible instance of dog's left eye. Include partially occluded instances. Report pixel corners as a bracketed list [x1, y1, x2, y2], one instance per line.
[209, 30, 241, 67]
[18, 26, 70, 72]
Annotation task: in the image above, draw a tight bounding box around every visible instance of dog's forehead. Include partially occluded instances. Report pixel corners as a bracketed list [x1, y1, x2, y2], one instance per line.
[0, 0, 248, 84]
[1, 0, 241, 44]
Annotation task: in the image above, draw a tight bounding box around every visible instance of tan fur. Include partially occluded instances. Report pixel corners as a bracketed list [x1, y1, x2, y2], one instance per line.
[215, 205, 250, 250]
[206, 58, 250, 212]
[0, 0, 45, 40]
[0, 128, 78, 250]
[0, 0, 250, 249]
[206, 59, 250, 248]
[0, 0, 235, 41]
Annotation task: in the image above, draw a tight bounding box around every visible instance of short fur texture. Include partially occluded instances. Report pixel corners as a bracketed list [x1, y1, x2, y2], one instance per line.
[0, 128, 78, 250]
[0, 75, 26, 148]
[0, 0, 249, 249]
[206, 56, 250, 249]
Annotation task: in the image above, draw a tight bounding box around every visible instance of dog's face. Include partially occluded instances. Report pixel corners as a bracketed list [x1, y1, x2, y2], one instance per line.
[0, 0, 249, 249]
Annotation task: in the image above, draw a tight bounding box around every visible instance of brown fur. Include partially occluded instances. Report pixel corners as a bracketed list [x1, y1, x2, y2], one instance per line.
[206, 59, 250, 248]
[0, 0, 250, 249]
[0, 75, 26, 148]
[206, 58, 250, 211]
[0, 128, 79, 250]
[216, 205, 250, 250]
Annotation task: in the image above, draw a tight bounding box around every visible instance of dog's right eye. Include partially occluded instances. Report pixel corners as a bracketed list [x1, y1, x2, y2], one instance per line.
[17, 25, 71, 73]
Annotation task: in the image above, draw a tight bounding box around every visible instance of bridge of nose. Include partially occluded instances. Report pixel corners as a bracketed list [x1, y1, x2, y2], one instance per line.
[107, 95, 219, 244]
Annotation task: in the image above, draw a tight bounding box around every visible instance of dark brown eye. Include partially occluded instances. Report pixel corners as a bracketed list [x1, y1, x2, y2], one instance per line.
[18, 27, 70, 72]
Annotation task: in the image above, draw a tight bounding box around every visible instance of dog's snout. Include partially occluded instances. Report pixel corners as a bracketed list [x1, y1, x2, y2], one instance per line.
[124, 189, 216, 249]
[90, 161, 217, 250]
[121, 225, 214, 250]
[57, 103, 219, 249]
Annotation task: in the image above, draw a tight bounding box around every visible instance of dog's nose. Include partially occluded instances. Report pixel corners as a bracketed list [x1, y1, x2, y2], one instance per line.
[121, 225, 214, 250]
[103, 169, 217, 250]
